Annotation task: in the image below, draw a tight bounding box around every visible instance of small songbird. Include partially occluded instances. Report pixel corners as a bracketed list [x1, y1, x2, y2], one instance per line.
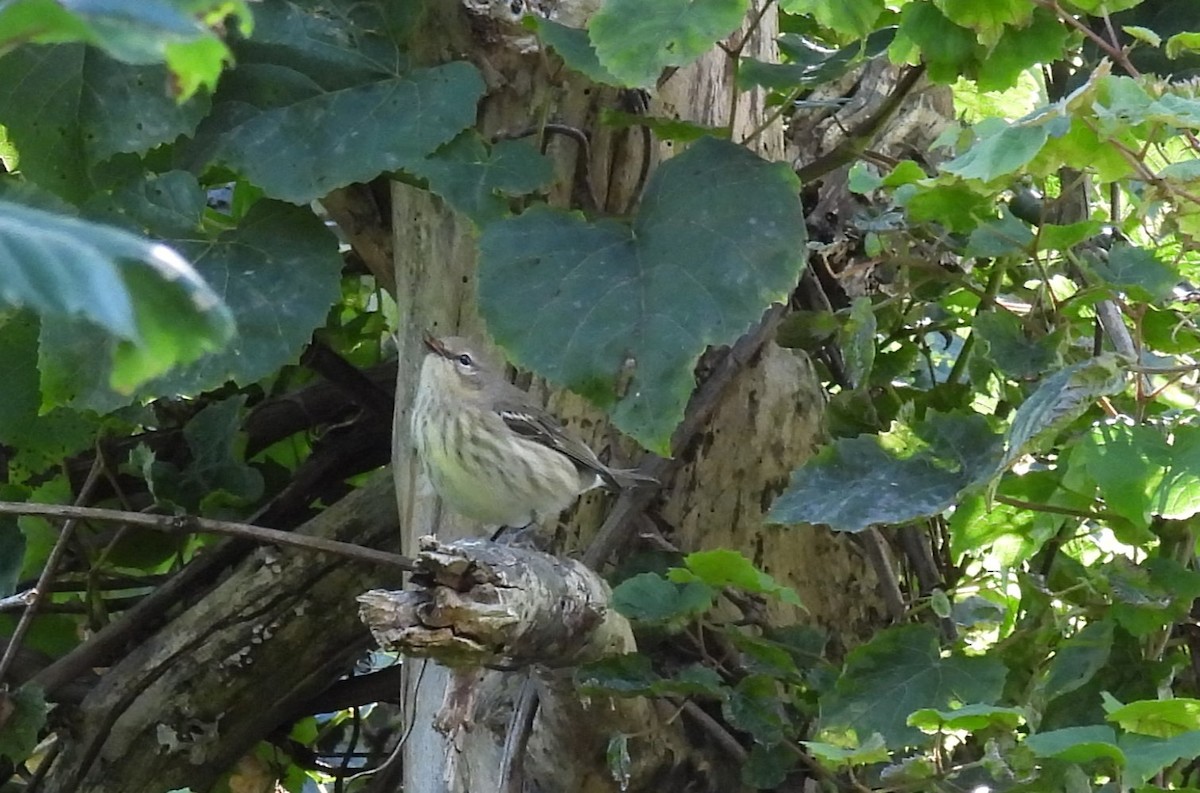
[411, 332, 654, 529]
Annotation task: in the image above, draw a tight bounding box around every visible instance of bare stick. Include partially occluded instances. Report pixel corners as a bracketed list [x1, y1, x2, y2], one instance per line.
[0, 502, 413, 572]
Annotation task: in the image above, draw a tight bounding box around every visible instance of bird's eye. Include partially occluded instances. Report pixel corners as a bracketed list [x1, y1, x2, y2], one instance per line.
[457, 353, 473, 367]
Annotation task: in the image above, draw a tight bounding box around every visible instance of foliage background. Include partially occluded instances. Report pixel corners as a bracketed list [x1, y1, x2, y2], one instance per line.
[3, 0, 1200, 791]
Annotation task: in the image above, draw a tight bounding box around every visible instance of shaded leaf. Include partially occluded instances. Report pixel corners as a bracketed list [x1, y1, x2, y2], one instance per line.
[408, 133, 554, 224]
[1121, 731, 1200, 784]
[769, 411, 1002, 532]
[973, 310, 1063, 380]
[0, 44, 209, 200]
[42, 176, 339, 410]
[479, 137, 805, 452]
[0, 685, 46, 764]
[1043, 620, 1114, 702]
[611, 572, 714, 624]
[525, 16, 622, 85]
[1086, 243, 1178, 302]
[820, 624, 1005, 747]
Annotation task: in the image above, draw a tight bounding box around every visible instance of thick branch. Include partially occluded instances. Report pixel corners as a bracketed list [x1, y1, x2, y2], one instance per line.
[360, 536, 632, 668]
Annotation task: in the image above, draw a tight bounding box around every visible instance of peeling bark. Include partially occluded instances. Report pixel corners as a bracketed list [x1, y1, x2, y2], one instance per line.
[360, 536, 631, 668]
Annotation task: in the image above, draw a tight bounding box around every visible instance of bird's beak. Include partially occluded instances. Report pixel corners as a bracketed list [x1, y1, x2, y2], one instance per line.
[422, 332, 447, 357]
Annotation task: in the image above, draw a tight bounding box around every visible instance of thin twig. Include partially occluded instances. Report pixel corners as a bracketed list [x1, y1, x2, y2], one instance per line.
[498, 676, 539, 793]
[994, 494, 1118, 521]
[0, 502, 412, 572]
[859, 528, 907, 622]
[0, 458, 103, 687]
[584, 303, 790, 569]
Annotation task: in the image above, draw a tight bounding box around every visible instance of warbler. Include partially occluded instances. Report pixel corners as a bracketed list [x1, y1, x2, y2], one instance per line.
[411, 333, 654, 529]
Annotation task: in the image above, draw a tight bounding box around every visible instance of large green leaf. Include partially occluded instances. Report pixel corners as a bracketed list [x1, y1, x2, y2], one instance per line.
[820, 624, 1006, 748]
[1025, 726, 1125, 765]
[769, 411, 1002, 532]
[0, 44, 210, 200]
[1074, 423, 1200, 528]
[0, 0, 242, 97]
[1121, 731, 1200, 785]
[184, 0, 484, 204]
[0, 197, 233, 390]
[478, 137, 806, 452]
[40, 172, 340, 410]
[589, 0, 749, 88]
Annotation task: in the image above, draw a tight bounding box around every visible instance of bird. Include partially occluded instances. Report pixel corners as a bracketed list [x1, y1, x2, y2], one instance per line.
[411, 332, 654, 531]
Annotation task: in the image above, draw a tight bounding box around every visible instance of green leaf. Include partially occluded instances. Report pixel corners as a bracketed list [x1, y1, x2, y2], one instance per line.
[802, 734, 890, 767]
[576, 653, 726, 697]
[943, 122, 1050, 182]
[894, 2, 979, 84]
[975, 8, 1069, 91]
[589, 0, 749, 88]
[1121, 731, 1200, 785]
[741, 742, 798, 789]
[194, 59, 484, 204]
[0, 44, 209, 200]
[739, 28, 895, 91]
[0, 198, 233, 388]
[42, 181, 338, 410]
[143, 396, 264, 512]
[408, 133, 554, 224]
[1043, 620, 1114, 702]
[1000, 355, 1127, 473]
[779, 0, 885, 39]
[524, 17, 623, 85]
[479, 137, 806, 452]
[1025, 725, 1125, 765]
[1075, 423, 1200, 528]
[672, 549, 803, 606]
[0, 512, 21, 597]
[0, 685, 46, 763]
[0, 312, 96, 468]
[724, 674, 789, 744]
[965, 207, 1034, 258]
[1166, 31, 1200, 60]
[973, 310, 1063, 380]
[769, 411, 1002, 532]
[935, 0, 1033, 46]
[841, 297, 877, 389]
[611, 572, 714, 624]
[1123, 25, 1162, 48]
[1107, 699, 1200, 738]
[1086, 243, 1178, 302]
[820, 624, 1006, 748]
[907, 703, 1025, 733]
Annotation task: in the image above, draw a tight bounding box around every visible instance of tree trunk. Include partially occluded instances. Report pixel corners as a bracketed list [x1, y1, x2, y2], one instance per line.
[386, 2, 895, 792]
[40, 471, 402, 793]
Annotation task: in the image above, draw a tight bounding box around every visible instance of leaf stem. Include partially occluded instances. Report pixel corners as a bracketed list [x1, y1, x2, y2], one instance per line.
[947, 261, 1007, 385]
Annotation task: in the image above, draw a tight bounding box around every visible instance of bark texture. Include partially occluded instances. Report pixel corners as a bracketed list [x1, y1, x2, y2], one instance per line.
[41, 471, 401, 793]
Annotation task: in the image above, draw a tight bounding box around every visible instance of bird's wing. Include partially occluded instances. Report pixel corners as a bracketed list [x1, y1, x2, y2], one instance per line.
[495, 401, 608, 477]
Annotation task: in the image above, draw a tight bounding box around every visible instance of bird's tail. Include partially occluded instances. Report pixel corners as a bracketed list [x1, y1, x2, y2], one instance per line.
[599, 466, 659, 491]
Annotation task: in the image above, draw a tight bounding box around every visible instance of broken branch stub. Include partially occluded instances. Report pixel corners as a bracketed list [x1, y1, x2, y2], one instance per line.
[358, 536, 633, 668]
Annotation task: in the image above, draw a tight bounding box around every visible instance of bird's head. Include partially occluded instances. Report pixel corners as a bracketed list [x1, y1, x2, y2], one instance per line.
[420, 333, 496, 397]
